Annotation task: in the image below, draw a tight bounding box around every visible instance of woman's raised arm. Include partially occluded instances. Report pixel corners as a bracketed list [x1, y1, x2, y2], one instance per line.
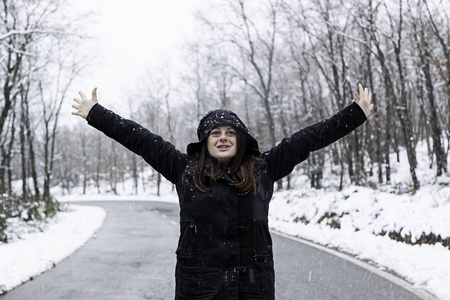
[263, 84, 372, 182]
[72, 88, 187, 184]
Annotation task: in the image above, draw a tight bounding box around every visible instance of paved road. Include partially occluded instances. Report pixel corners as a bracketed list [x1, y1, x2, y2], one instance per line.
[1, 201, 425, 300]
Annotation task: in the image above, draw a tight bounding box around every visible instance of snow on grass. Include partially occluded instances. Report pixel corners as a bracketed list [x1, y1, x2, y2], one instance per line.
[0, 205, 106, 294]
[269, 184, 450, 299]
[269, 141, 450, 299]
[53, 169, 178, 204]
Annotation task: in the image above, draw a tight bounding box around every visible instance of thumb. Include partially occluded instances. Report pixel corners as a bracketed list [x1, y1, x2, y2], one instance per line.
[92, 87, 98, 102]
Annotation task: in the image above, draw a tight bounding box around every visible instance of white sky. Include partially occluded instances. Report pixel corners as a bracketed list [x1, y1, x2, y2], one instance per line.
[65, 0, 202, 123]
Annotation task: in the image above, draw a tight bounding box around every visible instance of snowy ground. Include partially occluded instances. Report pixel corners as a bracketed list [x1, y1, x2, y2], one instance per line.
[268, 142, 450, 300]
[0, 141, 449, 299]
[0, 205, 106, 294]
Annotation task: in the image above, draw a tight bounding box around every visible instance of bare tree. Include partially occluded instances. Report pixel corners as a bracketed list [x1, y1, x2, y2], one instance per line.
[384, 0, 420, 189]
[40, 58, 82, 212]
[286, 0, 368, 187]
[409, 0, 447, 177]
[196, 0, 283, 148]
[32, 0, 449, 206]
[423, 0, 450, 149]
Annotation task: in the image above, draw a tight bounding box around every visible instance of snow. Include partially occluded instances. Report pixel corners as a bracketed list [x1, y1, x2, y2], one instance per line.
[0, 141, 449, 299]
[269, 141, 450, 300]
[0, 205, 106, 294]
[270, 187, 450, 299]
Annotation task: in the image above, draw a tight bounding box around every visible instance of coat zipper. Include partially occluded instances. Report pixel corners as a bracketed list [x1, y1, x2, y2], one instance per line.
[189, 219, 197, 253]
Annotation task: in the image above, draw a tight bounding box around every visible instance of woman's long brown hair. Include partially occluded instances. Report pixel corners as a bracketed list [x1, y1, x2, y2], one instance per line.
[183, 129, 262, 195]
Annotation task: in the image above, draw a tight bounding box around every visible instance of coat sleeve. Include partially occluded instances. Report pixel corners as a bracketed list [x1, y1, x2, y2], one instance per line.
[87, 104, 187, 184]
[263, 102, 367, 181]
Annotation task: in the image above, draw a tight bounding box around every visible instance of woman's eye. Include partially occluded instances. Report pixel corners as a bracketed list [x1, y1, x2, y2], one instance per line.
[227, 131, 236, 135]
[211, 131, 220, 135]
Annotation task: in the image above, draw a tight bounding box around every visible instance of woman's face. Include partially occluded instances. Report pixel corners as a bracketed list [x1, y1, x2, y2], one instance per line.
[207, 126, 237, 167]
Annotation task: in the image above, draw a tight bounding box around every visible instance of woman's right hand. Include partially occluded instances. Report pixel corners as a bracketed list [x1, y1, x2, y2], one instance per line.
[72, 87, 98, 119]
[354, 83, 373, 117]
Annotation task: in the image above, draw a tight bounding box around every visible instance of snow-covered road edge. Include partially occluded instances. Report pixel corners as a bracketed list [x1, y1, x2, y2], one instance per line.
[268, 185, 450, 300]
[271, 229, 439, 300]
[0, 205, 106, 295]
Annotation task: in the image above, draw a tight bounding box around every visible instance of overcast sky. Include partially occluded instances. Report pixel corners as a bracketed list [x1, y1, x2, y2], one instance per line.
[66, 0, 202, 122]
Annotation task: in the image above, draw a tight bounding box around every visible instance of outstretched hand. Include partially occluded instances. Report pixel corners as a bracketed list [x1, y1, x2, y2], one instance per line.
[354, 83, 373, 117]
[72, 88, 98, 119]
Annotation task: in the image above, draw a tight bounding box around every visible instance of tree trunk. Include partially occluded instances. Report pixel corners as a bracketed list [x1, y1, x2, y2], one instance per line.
[384, 97, 392, 185]
[370, 30, 417, 187]
[5, 105, 17, 195]
[132, 154, 138, 195]
[157, 172, 161, 196]
[82, 131, 87, 195]
[95, 136, 101, 194]
[20, 96, 27, 201]
[24, 90, 40, 200]
[411, 4, 447, 176]
[0, 145, 5, 194]
[421, 55, 447, 176]
[390, 4, 420, 190]
[43, 120, 51, 201]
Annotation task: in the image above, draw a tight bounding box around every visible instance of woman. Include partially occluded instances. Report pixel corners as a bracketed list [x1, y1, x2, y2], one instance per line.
[72, 84, 372, 299]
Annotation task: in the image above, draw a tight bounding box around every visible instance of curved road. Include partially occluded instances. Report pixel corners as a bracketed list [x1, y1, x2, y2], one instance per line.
[1, 201, 428, 300]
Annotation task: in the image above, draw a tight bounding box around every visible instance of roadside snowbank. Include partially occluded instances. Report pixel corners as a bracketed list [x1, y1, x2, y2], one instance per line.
[0, 205, 106, 294]
[269, 184, 450, 300]
[268, 141, 450, 300]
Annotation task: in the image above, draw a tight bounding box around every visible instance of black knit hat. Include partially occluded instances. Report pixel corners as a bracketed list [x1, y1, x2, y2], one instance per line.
[186, 109, 260, 156]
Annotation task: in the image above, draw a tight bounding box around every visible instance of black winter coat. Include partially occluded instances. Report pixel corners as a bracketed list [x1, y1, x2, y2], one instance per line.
[87, 103, 366, 300]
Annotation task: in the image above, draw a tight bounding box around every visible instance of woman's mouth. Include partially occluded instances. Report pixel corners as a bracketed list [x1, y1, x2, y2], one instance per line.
[217, 145, 231, 149]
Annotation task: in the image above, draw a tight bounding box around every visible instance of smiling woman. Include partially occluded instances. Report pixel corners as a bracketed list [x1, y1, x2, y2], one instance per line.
[183, 109, 262, 196]
[207, 126, 238, 166]
[71, 85, 372, 299]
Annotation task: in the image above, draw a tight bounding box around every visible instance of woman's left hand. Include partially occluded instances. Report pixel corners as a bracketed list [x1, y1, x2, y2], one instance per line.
[354, 83, 373, 117]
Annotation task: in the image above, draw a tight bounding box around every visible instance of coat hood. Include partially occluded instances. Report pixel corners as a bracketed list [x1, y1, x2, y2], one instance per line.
[186, 109, 260, 157]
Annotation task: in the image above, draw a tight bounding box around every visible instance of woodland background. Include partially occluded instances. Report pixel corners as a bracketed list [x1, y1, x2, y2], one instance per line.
[0, 0, 448, 242]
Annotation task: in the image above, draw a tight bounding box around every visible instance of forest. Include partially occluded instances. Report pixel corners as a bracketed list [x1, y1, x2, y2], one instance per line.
[0, 0, 448, 242]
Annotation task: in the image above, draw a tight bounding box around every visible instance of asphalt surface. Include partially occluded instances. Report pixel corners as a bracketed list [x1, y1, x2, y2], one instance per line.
[1, 201, 425, 300]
